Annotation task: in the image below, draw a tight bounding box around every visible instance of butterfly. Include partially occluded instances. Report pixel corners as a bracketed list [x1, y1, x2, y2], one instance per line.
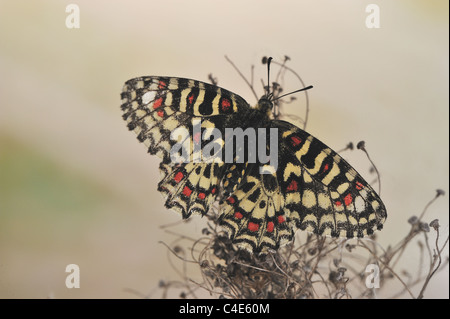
[120, 74, 387, 254]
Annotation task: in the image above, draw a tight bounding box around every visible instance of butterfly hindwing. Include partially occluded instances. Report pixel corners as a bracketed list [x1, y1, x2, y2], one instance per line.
[219, 164, 293, 253]
[158, 162, 223, 218]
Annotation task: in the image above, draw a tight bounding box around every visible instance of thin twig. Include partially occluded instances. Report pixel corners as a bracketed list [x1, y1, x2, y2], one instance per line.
[357, 141, 382, 196]
[224, 55, 259, 101]
[359, 240, 416, 298]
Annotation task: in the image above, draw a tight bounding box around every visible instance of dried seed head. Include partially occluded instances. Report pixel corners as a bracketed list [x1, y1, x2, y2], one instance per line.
[419, 222, 430, 232]
[356, 141, 366, 150]
[347, 142, 354, 150]
[173, 245, 183, 254]
[345, 243, 356, 252]
[333, 258, 341, 267]
[338, 267, 347, 274]
[408, 216, 419, 225]
[329, 270, 340, 283]
[429, 219, 440, 231]
[436, 189, 445, 197]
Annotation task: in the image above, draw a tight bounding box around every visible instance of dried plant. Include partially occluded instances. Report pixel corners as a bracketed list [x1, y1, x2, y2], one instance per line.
[153, 186, 447, 299]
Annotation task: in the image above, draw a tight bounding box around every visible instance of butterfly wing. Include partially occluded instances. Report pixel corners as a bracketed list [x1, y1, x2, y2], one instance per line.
[121, 76, 250, 162]
[219, 163, 293, 253]
[157, 162, 222, 218]
[121, 76, 249, 217]
[275, 120, 387, 237]
[219, 119, 387, 253]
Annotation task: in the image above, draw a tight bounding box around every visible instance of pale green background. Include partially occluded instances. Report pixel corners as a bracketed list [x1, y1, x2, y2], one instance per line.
[0, 0, 448, 298]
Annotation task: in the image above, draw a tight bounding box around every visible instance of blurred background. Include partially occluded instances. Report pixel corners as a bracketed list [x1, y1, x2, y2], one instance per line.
[0, 0, 448, 298]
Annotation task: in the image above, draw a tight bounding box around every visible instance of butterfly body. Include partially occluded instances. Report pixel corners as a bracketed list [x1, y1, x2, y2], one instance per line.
[121, 76, 387, 254]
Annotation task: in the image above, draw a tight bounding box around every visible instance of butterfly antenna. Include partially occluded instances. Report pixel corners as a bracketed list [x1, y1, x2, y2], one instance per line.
[273, 85, 314, 101]
[266, 57, 273, 98]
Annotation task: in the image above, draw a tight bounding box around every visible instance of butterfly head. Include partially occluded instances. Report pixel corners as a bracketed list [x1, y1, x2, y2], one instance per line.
[256, 95, 274, 116]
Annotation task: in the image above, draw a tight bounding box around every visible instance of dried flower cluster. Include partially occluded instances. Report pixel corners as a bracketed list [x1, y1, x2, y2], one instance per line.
[155, 187, 447, 299]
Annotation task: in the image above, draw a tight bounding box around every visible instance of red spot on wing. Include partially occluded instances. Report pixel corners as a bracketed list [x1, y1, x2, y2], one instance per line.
[157, 110, 164, 117]
[278, 215, 285, 224]
[158, 80, 167, 89]
[193, 132, 201, 144]
[267, 221, 274, 233]
[234, 211, 243, 219]
[174, 172, 184, 183]
[286, 180, 298, 192]
[344, 193, 353, 206]
[198, 192, 206, 200]
[221, 98, 231, 112]
[291, 136, 302, 147]
[335, 201, 342, 207]
[211, 187, 217, 194]
[248, 222, 259, 232]
[227, 196, 235, 204]
[323, 163, 329, 172]
[153, 97, 163, 109]
[356, 181, 364, 190]
[182, 186, 192, 197]
[188, 93, 195, 105]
